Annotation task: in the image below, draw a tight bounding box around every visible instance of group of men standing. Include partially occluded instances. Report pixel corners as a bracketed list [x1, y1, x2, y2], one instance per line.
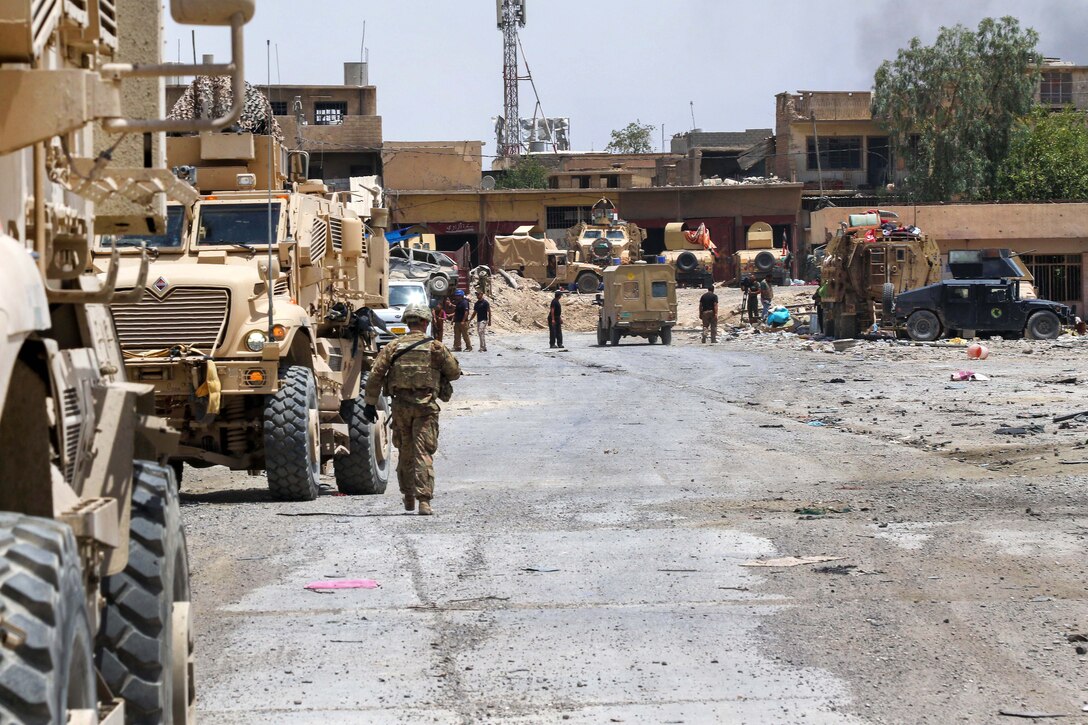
[434, 289, 491, 352]
[740, 274, 774, 323]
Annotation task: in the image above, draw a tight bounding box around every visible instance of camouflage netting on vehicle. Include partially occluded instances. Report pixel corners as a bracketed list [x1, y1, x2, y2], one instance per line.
[168, 77, 283, 140]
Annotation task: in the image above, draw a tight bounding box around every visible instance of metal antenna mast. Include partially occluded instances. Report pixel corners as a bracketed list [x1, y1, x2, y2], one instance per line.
[497, 0, 526, 157]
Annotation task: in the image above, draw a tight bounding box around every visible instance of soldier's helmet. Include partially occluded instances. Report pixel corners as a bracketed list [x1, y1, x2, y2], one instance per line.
[402, 303, 431, 324]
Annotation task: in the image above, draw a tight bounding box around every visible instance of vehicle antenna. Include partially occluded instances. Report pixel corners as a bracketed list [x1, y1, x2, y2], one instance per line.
[267, 39, 275, 339]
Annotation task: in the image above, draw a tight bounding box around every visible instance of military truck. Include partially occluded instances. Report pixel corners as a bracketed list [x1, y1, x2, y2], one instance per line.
[493, 225, 602, 293]
[894, 248, 1074, 341]
[98, 119, 392, 502]
[733, 221, 790, 285]
[567, 197, 646, 268]
[661, 222, 716, 287]
[0, 1, 255, 721]
[595, 263, 678, 345]
[819, 210, 941, 338]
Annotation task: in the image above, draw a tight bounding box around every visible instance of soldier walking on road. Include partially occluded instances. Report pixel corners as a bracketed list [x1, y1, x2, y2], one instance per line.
[452, 289, 472, 352]
[364, 303, 461, 516]
[699, 282, 718, 344]
[469, 290, 491, 352]
[548, 289, 564, 348]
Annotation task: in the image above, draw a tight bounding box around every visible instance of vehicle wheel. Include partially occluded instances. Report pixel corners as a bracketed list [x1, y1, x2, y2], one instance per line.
[660, 326, 673, 346]
[881, 282, 895, 316]
[1025, 310, 1061, 340]
[0, 514, 96, 725]
[754, 251, 776, 273]
[906, 310, 941, 342]
[334, 392, 391, 495]
[648, 335, 658, 345]
[609, 325, 622, 346]
[97, 462, 193, 725]
[264, 366, 321, 501]
[428, 275, 450, 296]
[596, 321, 607, 347]
[676, 251, 698, 273]
[576, 272, 599, 294]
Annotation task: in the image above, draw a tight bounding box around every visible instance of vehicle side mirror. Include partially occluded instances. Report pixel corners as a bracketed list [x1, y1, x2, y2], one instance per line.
[258, 257, 281, 284]
[171, 0, 255, 25]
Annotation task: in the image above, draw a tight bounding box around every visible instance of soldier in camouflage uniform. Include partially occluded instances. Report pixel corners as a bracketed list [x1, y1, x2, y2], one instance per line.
[363, 303, 461, 515]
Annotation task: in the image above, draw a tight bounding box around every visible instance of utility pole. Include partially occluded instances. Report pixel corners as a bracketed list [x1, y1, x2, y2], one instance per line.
[497, 0, 526, 157]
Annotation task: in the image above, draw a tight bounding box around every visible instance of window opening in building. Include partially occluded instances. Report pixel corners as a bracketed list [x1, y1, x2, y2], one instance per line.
[605, 175, 619, 188]
[1021, 254, 1082, 308]
[807, 136, 862, 170]
[866, 136, 891, 188]
[314, 101, 347, 126]
[270, 101, 288, 116]
[577, 175, 591, 189]
[1040, 71, 1073, 105]
[545, 206, 590, 229]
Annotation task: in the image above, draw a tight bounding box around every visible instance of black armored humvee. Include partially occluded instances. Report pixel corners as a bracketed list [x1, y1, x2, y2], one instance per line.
[894, 249, 1074, 341]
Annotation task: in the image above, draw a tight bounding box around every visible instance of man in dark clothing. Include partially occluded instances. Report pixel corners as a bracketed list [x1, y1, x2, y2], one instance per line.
[452, 290, 472, 352]
[468, 290, 491, 352]
[741, 275, 759, 323]
[548, 289, 565, 348]
[699, 282, 719, 344]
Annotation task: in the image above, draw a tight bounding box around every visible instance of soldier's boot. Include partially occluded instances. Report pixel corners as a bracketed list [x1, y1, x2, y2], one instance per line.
[404, 495, 415, 512]
[418, 500, 433, 516]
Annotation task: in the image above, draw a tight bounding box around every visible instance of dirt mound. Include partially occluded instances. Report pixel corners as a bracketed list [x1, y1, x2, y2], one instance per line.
[486, 280, 600, 334]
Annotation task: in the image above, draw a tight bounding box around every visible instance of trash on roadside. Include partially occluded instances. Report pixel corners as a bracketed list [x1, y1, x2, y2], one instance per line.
[807, 420, 826, 427]
[994, 424, 1044, 436]
[814, 564, 857, 575]
[951, 370, 989, 381]
[766, 307, 791, 327]
[523, 567, 560, 573]
[997, 708, 1071, 719]
[304, 579, 380, 590]
[794, 506, 852, 517]
[741, 555, 843, 568]
[967, 343, 989, 360]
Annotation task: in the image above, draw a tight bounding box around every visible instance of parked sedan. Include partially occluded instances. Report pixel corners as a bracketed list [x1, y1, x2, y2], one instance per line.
[389, 247, 458, 297]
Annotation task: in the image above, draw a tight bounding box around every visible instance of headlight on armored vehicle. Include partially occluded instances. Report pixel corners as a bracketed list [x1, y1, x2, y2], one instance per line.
[245, 330, 267, 352]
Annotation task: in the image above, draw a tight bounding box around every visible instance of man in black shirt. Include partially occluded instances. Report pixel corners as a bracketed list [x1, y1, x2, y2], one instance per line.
[548, 289, 564, 348]
[452, 290, 472, 352]
[469, 290, 491, 352]
[699, 282, 719, 344]
[741, 275, 759, 324]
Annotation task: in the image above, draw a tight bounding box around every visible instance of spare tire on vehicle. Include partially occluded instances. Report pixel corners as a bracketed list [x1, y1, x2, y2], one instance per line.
[754, 251, 776, 272]
[676, 251, 699, 273]
[428, 274, 450, 296]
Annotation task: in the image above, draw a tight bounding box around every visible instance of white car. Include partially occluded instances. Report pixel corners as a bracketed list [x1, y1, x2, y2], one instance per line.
[376, 279, 432, 347]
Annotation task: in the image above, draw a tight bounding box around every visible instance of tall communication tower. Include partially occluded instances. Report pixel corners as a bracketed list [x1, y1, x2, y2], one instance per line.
[497, 0, 527, 157]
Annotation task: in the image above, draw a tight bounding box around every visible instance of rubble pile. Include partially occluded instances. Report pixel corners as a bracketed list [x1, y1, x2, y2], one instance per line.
[486, 280, 601, 333]
[700, 175, 786, 186]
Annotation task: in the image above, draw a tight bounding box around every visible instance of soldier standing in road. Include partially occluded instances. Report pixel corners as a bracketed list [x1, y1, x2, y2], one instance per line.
[364, 303, 461, 516]
[469, 290, 491, 352]
[759, 275, 774, 320]
[741, 275, 759, 324]
[548, 289, 564, 348]
[452, 289, 472, 352]
[699, 282, 719, 344]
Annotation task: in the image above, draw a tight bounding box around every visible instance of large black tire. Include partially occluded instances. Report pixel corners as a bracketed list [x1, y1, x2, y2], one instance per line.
[264, 366, 321, 501]
[334, 393, 391, 495]
[676, 251, 699, 273]
[0, 514, 96, 725]
[647, 335, 658, 345]
[1025, 310, 1061, 340]
[428, 274, 450, 297]
[609, 324, 622, 346]
[576, 272, 600, 294]
[660, 326, 673, 346]
[906, 310, 941, 342]
[97, 461, 193, 724]
[882, 282, 895, 317]
[754, 251, 776, 273]
[596, 320, 607, 347]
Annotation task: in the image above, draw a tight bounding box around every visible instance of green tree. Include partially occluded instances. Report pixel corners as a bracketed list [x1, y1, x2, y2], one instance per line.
[996, 108, 1088, 201]
[496, 155, 548, 189]
[605, 121, 655, 154]
[872, 17, 1040, 201]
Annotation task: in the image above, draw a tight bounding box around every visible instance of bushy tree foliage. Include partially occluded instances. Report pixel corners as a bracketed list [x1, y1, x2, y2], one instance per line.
[605, 121, 655, 154]
[496, 155, 548, 189]
[996, 108, 1088, 201]
[872, 17, 1040, 201]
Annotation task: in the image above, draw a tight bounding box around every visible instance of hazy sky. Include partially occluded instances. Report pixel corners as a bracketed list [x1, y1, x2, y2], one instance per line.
[165, 1, 1085, 160]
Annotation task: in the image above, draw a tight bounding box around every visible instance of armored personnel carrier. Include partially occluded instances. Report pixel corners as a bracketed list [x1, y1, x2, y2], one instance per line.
[595, 263, 678, 345]
[493, 225, 603, 293]
[98, 118, 392, 502]
[660, 222, 716, 288]
[567, 198, 646, 268]
[0, 1, 255, 721]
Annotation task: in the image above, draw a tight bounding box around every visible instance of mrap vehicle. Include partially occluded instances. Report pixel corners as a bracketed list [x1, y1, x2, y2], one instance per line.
[595, 263, 677, 346]
[894, 248, 1074, 341]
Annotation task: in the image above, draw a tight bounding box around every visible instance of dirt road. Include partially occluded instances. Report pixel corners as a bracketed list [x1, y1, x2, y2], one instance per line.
[181, 329, 1088, 723]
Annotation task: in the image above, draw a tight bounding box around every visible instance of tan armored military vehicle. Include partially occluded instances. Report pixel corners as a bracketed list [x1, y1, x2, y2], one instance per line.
[0, 1, 255, 721]
[819, 210, 941, 338]
[493, 225, 603, 293]
[595, 263, 678, 345]
[567, 197, 646, 268]
[660, 222, 717, 287]
[734, 221, 791, 285]
[98, 122, 392, 502]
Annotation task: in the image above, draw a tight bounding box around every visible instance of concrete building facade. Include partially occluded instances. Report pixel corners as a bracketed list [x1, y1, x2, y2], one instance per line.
[382, 142, 483, 192]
